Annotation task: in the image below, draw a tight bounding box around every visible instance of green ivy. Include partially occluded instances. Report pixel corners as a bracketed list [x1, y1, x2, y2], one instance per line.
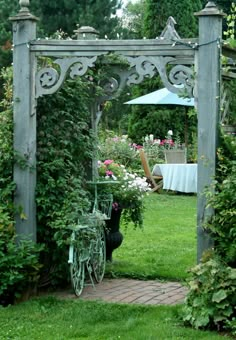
[36, 77, 95, 286]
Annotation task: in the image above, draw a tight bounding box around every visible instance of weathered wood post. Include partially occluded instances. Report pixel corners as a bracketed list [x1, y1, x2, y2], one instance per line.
[74, 26, 100, 180]
[195, 2, 224, 262]
[10, 0, 38, 242]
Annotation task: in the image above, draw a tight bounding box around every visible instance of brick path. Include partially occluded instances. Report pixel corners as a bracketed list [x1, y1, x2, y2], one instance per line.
[51, 278, 188, 305]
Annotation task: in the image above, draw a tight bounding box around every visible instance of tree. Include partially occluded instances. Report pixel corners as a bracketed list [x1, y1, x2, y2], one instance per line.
[118, 0, 146, 39]
[143, 0, 202, 39]
[0, 0, 19, 68]
[31, 0, 122, 38]
[0, 0, 122, 70]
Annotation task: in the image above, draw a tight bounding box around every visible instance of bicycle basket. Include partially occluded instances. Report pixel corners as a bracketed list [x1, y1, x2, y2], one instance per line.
[97, 194, 113, 220]
[77, 213, 100, 228]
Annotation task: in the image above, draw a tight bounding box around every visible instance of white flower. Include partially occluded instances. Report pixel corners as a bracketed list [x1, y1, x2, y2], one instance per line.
[167, 130, 173, 136]
[154, 139, 161, 145]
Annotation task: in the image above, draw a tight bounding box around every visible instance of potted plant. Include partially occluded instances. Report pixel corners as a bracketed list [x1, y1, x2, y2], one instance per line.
[97, 159, 151, 261]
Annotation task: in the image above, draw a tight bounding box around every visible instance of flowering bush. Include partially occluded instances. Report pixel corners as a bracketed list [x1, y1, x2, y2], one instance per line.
[98, 135, 139, 171]
[159, 138, 175, 149]
[97, 159, 151, 228]
[143, 134, 163, 162]
[143, 130, 184, 156]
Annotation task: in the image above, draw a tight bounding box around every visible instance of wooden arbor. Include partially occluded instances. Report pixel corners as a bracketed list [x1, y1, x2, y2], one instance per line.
[10, 1, 231, 261]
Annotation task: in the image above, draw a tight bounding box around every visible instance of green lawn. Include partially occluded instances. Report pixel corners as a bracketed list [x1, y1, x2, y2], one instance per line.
[0, 193, 231, 339]
[0, 297, 227, 340]
[107, 192, 197, 281]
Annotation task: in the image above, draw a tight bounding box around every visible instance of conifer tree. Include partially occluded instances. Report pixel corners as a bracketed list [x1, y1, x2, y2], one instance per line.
[32, 0, 122, 38]
[0, 0, 122, 69]
[143, 0, 202, 39]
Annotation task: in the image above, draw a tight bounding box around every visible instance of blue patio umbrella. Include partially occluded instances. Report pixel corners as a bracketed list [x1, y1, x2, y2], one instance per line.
[125, 87, 194, 106]
[125, 87, 195, 146]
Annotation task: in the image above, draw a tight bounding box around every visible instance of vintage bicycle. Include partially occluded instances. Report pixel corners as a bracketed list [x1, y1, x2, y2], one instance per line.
[68, 181, 114, 296]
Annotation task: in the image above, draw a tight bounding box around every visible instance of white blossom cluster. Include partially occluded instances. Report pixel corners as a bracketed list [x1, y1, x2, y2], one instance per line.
[123, 171, 151, 196]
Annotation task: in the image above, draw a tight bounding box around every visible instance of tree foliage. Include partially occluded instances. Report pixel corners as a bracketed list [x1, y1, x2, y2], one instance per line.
[143, 0, 202, 39]
[119, 0, 146, 39]
[0, 0, 122, 69]
[32, 0, 122, 38]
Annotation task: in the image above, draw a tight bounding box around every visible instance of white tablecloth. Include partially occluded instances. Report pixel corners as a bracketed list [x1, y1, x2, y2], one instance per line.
[152, 164, 197, 193]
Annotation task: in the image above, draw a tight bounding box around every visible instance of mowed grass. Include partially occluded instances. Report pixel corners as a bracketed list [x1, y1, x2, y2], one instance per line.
[0, 193, 228, 339]
[107, 193, 197, 281]
[0, 297, 226, 340]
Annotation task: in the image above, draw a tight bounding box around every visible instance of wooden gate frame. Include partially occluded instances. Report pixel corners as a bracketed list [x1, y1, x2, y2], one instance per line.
[10, 1, 229, 261]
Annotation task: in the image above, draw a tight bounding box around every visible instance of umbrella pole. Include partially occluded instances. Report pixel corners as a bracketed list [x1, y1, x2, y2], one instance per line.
[184, 107, 188, 147]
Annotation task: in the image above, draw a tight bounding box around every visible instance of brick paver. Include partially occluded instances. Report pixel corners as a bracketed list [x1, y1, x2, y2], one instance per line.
[48, 278, 188, 305]
[79, 279, 188, 305]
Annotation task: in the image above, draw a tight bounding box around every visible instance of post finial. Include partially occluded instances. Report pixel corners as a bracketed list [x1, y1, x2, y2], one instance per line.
[159, 16, 181, 40]
[195, 1, 224, 17]
[19, 0, 30, 12]
[74, 26, 100, 40]
[206, 1, 216, 8]
[10, 0, 38, 21]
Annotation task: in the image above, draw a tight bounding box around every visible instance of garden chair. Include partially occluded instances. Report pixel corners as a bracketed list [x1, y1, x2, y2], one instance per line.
[139, 149, 163, 192]
[164, 149, 187, 164]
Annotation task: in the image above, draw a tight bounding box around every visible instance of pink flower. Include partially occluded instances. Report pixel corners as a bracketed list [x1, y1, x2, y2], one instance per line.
[112, 202, 119, 211]
[104, 159, 114, 165]
[132, 143, 143, 150]
[106, 170, 113, 176]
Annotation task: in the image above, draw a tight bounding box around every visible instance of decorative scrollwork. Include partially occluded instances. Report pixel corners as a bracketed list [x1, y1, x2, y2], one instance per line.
[123, 55, 194, 97]
[35, 53, 194, 99]
[36, 56, 97, 98]
[125, 56, 156, 85]
[37, 67, 58, 90]
[97, 67, 134, 103]
[168, 65, 194, 97]
[102, 77, 119, 94]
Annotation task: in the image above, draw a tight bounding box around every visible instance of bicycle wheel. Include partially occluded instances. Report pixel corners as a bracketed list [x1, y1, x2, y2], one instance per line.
[70, 245, 85, 296]
[92, 226, 106, 283]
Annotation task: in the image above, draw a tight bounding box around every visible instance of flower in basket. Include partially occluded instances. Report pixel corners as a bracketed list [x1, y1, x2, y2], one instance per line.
[97, 159, 151, 228]
[159, 138, 175, 149]
[159, 131, 183, 150]
[159, 131, 175, 149]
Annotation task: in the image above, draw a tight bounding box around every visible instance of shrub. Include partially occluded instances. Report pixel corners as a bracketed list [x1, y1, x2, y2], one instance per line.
[0, 223, 43, 306]
[183, 253, 236, 332]
[98, 132, 140, 172]
[183, 131, 236, 335]
[0, 67, 43, 305]
[205, 133, 236, 267]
